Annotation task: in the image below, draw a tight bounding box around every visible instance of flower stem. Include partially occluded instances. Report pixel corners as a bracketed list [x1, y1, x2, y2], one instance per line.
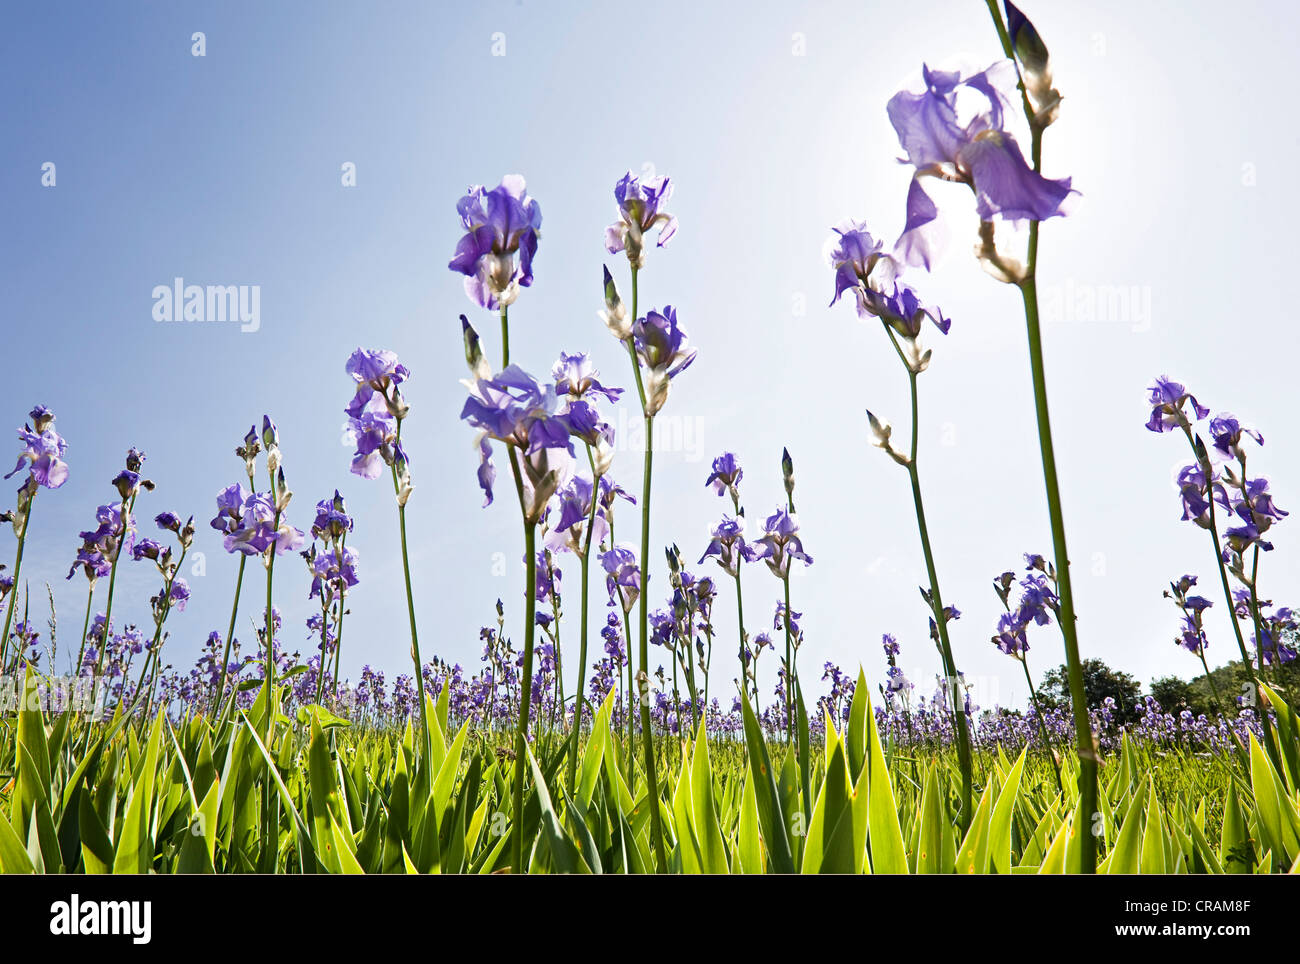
[511, 520, 538, 872]
[1017, 258, 1097, 871]
[74, 584, 94, 676]
[213, 554, 247, 717]
[0, 490, 35, 670]
[94, 494, 135, 679]
[1019, 655, 1062, 791]
[782, 574, 794, 744]
[565, 445, 602, 791]
[264, 516, 280, 745]
[637, 409, 668, 873]
[395, 485, 431, 764]
[986, 0, 1096, 873]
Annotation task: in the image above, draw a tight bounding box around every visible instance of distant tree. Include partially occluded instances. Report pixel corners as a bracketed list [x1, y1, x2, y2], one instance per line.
[1149, 675, 1211, 718]
[1039, 658, 1143, 725]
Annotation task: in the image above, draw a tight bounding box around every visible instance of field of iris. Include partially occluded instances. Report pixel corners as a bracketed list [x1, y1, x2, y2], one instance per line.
[2, 1, 1298, 876]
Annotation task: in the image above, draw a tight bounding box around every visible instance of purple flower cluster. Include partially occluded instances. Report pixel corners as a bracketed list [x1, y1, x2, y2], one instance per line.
[449, 175, 542, 311]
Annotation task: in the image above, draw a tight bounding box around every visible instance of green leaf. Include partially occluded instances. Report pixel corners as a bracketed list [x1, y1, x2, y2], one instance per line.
[988, 746, 1027, 874]
[740, 689, 794, 874]
[1106, 777, 1149, 875]
[688, 725, 729, 874]
[526, 746, 589, 874]
[865, 688, 908, 874]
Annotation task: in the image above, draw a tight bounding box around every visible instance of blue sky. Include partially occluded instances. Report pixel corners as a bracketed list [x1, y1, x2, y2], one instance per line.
[3, 0, 1296, 711]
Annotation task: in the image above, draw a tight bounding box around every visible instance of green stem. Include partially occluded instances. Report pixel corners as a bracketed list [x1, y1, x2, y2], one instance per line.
[782, 574, 793, 744]
[74, 584, 94, 676]
[1017, 262, 1097, 871]
[332, 531, 348, 700]
[214, 554, 247, 717]
[636, 409, 668, 873]
[264, 516, 280, 745]
[511, 521, 538, 872]
[986, 0, 1095, 873]
[395, 494, 430, 763]
[94, 494, 135, 679]
[0, 490, 35, 670]
[565, 446, 602, 791]
[1019, 655, 1063, 792]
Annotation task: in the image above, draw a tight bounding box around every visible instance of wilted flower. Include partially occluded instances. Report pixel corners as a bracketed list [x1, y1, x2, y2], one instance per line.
[604, 172, 677, 268]
[448, 175, 542, 310]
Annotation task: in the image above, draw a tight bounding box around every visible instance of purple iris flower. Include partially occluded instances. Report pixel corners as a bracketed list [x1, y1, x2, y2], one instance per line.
[887, 62, 1074, 271]
[1145, 377, 1210, 433]
[346, 402, 401, 482]
[312, 490, 353, 541]
[1016, 573, 1057, 626]
[155, 511, 183, 533]
[1176, 463, 1228, 529]
[67, 547, 110, 583]
[346, 348, 409, 419]
[600, 544, 641, 612]
[211, 483, 249, 537]
[545, 475, 609, 556]
[649, 609, 674, 648]
[993, 611, 1029, 656]
[752, 507, 812, 578]
[604, 172, 677, 268]
[827, 222, 949, 370]
[1209, 415, 1263, 461]
[826, 222, 897, 306]
[632, 306, 697, 415]
[169, 578, 191, 612]
[1237, 477, 1287, 525]
[552, 352, 623, 404]
[223, 490, 305, 557]
[698, 515, 755, 578]
[448, 175, 542, 310]
[885, 664, 913, 694]
[6, 409, 69, 490]
[705, 452, 743, 499]
[308, 546, 359, 601]
[534, 550, 559, 602]
[132, 538, 166, 562]
[563, 400, 615, 453]
[461, 364, 574, 513]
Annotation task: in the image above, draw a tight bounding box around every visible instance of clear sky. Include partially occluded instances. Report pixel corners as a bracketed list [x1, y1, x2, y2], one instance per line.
[3, 0, 1296, 711]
